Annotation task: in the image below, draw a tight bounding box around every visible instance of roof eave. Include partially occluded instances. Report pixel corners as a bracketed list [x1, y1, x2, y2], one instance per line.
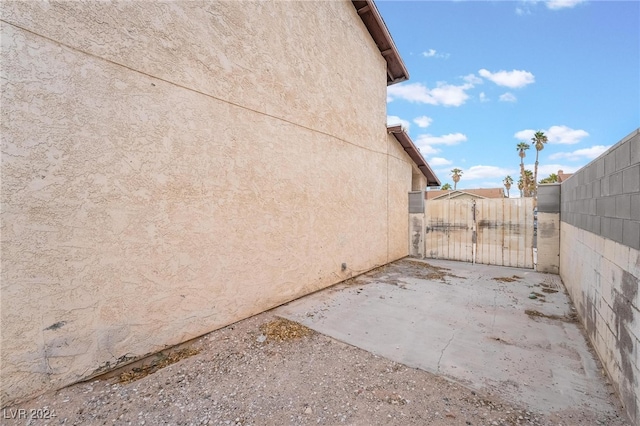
[387, 125, 441, 186]
[352, 0, 409, 86]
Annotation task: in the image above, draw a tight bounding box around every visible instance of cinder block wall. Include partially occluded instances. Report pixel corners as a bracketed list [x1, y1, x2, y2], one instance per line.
[559, 129, 639, 424]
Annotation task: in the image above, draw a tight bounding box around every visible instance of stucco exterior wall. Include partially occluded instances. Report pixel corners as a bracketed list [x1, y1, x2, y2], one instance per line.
[386, 133, 427, 260]
[559, 130, 639, 424]
[1, 1, 414, 405]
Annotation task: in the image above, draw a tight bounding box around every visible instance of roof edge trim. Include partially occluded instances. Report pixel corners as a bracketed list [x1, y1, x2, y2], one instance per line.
[353, 0, 409, 85]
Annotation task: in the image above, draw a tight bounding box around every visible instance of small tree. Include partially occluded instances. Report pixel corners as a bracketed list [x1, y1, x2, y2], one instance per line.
[441, 183, 452, 190]
[451, 168, 463, 190]
[503, 175, 514, 198]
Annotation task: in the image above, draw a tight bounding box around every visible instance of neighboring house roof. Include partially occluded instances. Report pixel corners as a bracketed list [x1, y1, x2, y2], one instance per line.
[557, 169, 573, 183]
[425, 188, 506, 200]
[352, 0, 409, 85]
[387, 125, 440, 187]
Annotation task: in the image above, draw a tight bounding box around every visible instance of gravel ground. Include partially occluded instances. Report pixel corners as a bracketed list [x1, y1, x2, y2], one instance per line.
[4, 311, 630, 426]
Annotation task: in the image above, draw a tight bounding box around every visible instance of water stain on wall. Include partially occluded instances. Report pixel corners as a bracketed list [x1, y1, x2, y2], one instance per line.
[425, 220, 468, 234]
[613, 270, 638, 421]
[477, 220, 525, 234]
[581, 292, 597, 341]
[539, 221, 556, 239]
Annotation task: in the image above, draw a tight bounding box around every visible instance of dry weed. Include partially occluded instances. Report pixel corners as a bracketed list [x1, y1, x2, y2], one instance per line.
[118, 347, 201, 384]
[259, 318, 314, 342]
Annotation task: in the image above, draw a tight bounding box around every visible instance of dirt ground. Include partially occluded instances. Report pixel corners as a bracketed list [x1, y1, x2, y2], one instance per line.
[5, 310, 629, 426]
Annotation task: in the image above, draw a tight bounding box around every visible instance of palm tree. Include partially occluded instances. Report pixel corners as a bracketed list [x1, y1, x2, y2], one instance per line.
[517, 178, 524, 198]
[503, 175, 514, 198]
[518, 170, 535, 197]
[451, 168, 463, 190]
[441, 183, 452, 190]
[516, 142, 530, 197]
[523, 169, 535, 197]
[531, 131, 548, 197]
[539, 173, 558, 184]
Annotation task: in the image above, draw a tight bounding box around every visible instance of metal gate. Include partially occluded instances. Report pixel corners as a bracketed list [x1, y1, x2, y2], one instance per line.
[424, 198, 535, 268]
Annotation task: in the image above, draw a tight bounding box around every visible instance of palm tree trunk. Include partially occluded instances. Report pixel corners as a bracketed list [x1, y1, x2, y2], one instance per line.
[534, 157, 539, 198]
[519, 157, 525, 197]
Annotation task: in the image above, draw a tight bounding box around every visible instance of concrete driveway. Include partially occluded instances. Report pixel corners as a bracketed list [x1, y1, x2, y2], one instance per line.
[276, 258, 619, 417]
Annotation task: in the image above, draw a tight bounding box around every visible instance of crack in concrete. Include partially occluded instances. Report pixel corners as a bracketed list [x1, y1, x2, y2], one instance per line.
[437, 331, 456, 372]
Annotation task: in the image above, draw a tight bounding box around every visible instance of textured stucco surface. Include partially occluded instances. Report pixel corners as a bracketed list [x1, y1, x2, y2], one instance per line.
[560, 224, 639, 424]
[1, 1, 418, 406]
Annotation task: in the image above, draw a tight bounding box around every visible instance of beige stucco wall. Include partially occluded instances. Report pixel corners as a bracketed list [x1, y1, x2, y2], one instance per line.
[1, 1, 416, 406]
[386, 134, 426, 260]
[560, 223, 639, 423]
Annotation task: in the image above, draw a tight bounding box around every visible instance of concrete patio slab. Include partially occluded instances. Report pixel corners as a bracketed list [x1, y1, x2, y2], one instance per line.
[276, 258, 620, 417]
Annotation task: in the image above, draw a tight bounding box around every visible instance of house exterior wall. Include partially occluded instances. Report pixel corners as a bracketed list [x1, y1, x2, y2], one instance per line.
[559, 129, 639, 424]
[387, 134, 425, 261]
[0, 1, 413, 406]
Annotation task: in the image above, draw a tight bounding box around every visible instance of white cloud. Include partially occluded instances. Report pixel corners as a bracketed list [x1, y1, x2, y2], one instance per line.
[387, 83, 432, 104]
[416, 133, 467, 146]
[463, 74, 483, 85]
[430, 83, 473, 107]
[415, 144, 440, 156]
[514, 125, 589, 144]
[413, 116, 433, 128]
[499, 92, 517, 102]
[479, 92, 489, 102]
[422, 49, 450, 59]
[514, 129, 536, 141]
[462, 165, 515, 180]
[387, 82, 474, 107]
[428, 157, 452, 166]
[515, 0, 583, 15]
[387, 115, 410, 131]
[414, 133, 467, 156]
[546, 0, 586, 10]
[549, 145, 611, 160]
[478, 69, 535, 88]
[546, 125, 589, 144]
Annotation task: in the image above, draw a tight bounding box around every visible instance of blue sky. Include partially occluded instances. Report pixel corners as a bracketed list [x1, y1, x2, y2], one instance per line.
[379, 0, 639, 193]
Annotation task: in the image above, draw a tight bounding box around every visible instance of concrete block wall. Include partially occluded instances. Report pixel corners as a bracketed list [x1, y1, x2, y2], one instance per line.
[561, 130, 640, 250]
[559, 129, 639, 424]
